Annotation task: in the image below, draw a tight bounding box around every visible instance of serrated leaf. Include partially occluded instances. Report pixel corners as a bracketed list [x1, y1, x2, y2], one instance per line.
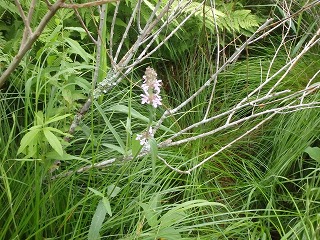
[88, 200, 107, 240]
[43, 128, 63, 156]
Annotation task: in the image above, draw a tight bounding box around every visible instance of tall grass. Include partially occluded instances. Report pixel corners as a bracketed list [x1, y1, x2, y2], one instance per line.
[1, 1, 320, 239]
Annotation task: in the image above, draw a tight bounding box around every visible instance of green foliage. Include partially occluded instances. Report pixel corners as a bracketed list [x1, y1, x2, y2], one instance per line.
[1, 1, 320, 239]
[305, 147, 320, 163]
[88, 185, 121, 239]
[17, 111, 72, 157]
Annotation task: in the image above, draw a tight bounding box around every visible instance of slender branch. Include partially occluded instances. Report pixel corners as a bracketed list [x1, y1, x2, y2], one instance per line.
[162, 102, 320, 148]
[109, 0, 120, 61]
[0, 0, 66, 89]
[60, 0, 118, 9]
[300, 70, 320, 104]
[161, 90, 292, 142]
[27, 0, 37, 24]
[182, 113, 277, 174]
[158, 156, 190, 174]
[15, 0, 33, 47]
[92, 4, 106, 87]
[113, 1, 141, 63]
[117, 0, 176, 67]
[204, 0, 221, 120]
[226, 26, 320, 124]
[152, 19, 274, 134]
[71, 0, 97, 44]
[136, 0, 143, 33]
[53, 101, 320, 179]
[122, 0, 196, 70]
[14, 0, 32, 35]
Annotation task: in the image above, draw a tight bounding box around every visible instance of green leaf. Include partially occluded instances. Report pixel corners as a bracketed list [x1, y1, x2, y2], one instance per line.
[94, 101, 126, 151]
[305, 147, 320, 162]
[17, 128, 41, 155]
[107, 184, 121, 198]
[62, 88, 73, 104]
[149, 138, 158, 176]
[139, 203, 159, 228]
[46, 151, 90, 163]
[160, 200, 226, 228]
[45, 114, 71, 125]
[139, 193, 162, 228]
[107, 105, 175, 133]
[88, 200, 107, 240]
[64, 27, 87, 39]
[45, 127, 73, 137]
[88, 187, 104, 198]
[159, 210, 186, 228]
[156, 227, 182, 240]
[132, 134, 142, 157]
[43, 128, 63, 156]
[35, 111, 44, 125]
[102, 197, 112, 216]
[65, 37, 94, 63]
[101, 143, 125, 155]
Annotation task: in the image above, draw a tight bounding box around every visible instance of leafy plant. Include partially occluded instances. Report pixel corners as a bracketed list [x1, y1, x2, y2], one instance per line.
[17, 111, 71, 158]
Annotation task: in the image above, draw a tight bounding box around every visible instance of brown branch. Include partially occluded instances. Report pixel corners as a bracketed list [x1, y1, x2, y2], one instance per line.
[27, 0, 37, 23]
[60, 0, 118, 9]
[0, 0, 66, 89]
[14, 0, 33, 47]
[70, 0, 97, 44]
[14, 0, 32, 35]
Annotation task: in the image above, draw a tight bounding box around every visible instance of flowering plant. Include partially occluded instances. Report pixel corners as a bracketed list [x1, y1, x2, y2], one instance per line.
[136, 67, 162, 150]
[140, 67, 162, 108]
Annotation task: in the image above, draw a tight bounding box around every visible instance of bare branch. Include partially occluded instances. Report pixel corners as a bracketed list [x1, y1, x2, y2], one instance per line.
[183, 113, 277, 174]
[71, 0, 97, 45]
[14, 0, 32, 35]
[60, 0, 118, 9]
[0, 0, 66, 89]
[109, 0, 120, 61]
[27, 0, 37, 23]
[204, 0, 220, 120]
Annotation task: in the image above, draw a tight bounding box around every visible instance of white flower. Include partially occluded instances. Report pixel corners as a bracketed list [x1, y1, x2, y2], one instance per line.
[141, 93, 162, 108]
[136, 127, 153, 149]
[140, 67, 162, 108]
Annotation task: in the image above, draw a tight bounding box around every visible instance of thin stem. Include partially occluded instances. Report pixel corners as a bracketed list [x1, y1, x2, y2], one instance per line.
[109, 0, 120, 62]
[92, 4, 106, 88]
[204, 0, 221, 120]
[0, 0, 66, 89]
[60, 0, 118, 9]
[71, 0, 97, 44]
